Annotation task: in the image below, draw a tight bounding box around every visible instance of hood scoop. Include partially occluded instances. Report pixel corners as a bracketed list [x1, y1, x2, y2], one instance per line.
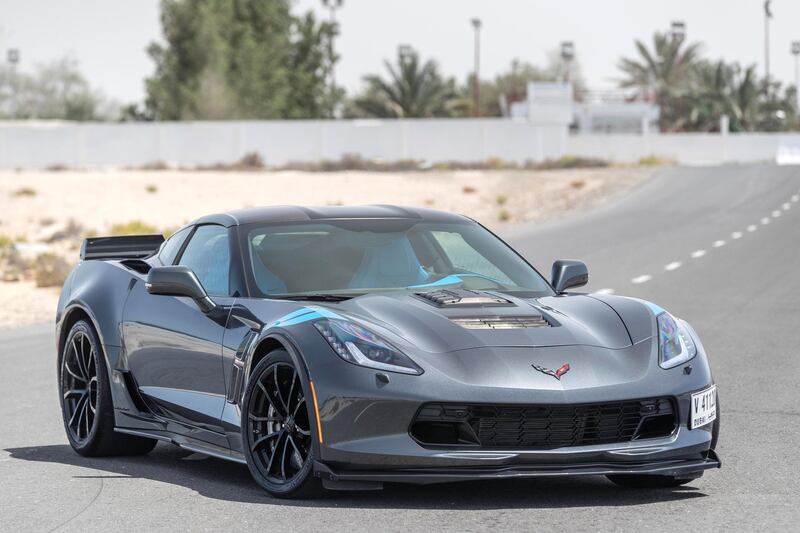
[414, 289, 513, 308]
[451, 315, 551, 329]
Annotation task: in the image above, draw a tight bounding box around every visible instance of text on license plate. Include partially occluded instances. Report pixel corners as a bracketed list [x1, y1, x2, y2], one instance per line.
[690, 385, 717, 429]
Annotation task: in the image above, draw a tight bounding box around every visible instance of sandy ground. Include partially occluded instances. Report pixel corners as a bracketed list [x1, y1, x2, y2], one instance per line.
[0, 166, 650, 328]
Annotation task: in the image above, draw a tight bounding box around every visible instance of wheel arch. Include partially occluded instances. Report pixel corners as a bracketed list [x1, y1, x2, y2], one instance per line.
[57, 304, 103, 362]
[246, 331, 311, 384]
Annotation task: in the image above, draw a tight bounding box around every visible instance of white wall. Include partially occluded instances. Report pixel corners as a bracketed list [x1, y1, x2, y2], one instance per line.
[0, 119, 567, 168]
[566, 132, 800, 165]
[0, 119, 796, 168]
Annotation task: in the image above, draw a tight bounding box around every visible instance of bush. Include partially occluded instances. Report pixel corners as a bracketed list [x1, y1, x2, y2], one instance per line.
[33, 253, 71, 288]
[496, 195, 508, 206]
[110, 220, 159, 236]
[11, 187, 36, 197]
[528, 156, 609, 170]
[146, 184, 158, 194]
[196, 152, 266, 171]
[498, 209, 511, 222]
[462, 185, 477, 194]
[638, 155, 676, 166]
[569, 179, 586, 190]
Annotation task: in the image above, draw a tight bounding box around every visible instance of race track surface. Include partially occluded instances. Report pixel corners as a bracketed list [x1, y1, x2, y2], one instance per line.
[2, 163, 798, 531]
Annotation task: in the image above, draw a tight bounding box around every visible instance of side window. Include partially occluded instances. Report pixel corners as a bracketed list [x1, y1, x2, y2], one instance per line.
[157, 226, 191, 265]
[430, 231, 514, 284]
[177, 225, 231, 297]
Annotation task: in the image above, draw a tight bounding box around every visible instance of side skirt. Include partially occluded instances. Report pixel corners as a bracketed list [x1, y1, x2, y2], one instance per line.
[114, 427, 247, 465]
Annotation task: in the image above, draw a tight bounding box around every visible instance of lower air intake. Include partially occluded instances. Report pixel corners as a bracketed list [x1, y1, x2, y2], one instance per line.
[411, 398, 676, 449]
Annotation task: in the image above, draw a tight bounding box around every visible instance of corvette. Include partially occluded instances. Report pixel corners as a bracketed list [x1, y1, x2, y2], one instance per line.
[55, 205, 720, 497]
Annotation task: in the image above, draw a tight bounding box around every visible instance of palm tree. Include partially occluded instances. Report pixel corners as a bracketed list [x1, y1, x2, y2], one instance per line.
[349, 47, 458, 118]
[618, 32, 703, 131]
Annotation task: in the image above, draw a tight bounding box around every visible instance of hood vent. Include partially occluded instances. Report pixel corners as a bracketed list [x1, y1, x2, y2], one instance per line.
[415, 289, 512, 307]
[451, 316, 551, 329]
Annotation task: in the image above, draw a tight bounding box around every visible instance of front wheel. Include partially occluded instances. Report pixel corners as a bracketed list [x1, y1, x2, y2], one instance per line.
[241, 349, 321, 498]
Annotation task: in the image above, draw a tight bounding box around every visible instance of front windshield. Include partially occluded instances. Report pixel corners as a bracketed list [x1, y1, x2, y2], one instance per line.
[242, 219, 552, 297]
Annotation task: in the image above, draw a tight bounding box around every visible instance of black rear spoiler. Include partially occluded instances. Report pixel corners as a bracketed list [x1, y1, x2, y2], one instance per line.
[80, 234, 165, 261]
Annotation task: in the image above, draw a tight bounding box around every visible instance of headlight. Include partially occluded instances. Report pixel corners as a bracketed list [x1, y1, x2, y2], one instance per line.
[657, 312, 698, 369]
[313, 319, 423, 375]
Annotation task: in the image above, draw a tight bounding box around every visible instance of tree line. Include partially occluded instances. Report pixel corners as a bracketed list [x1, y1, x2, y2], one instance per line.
[0, 0, 796, 131]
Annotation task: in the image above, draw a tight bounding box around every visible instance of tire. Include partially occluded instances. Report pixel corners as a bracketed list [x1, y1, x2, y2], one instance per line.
[241, 349, 321, 498]
[59, 320, 157, 457]
[606, 473, 700, 488]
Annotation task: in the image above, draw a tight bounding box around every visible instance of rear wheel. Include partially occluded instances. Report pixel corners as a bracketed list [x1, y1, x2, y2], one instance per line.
[241, 350, 320, 498]
[59, 320, 156, 456]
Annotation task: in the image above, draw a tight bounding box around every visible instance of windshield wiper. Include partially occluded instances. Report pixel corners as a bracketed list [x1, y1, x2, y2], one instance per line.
[272, 293, 354, 302]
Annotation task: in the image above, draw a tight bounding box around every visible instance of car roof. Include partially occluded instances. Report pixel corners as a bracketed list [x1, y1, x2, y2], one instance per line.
[191, 205, 472, 227]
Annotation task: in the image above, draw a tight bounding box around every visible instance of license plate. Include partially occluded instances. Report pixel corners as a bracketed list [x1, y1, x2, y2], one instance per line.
[690, 385, 717, 429]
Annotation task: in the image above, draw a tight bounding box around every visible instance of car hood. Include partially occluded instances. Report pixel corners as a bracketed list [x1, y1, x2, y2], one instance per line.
[318, 290, 640, 354]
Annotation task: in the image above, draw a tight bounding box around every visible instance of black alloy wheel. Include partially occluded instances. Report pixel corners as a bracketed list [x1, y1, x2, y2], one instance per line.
[62, 329, 98, 444]
[59, 320, 157, 456]
[243, 350, 319, 497]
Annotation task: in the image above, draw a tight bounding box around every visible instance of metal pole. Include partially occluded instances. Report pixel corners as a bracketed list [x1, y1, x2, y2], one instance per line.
[7, 48, 19, 120]
[471, 18, 481, 118]
[793, 41, 800, 115]
[322, 0, 343, 117]
[764, 1, 773, 91]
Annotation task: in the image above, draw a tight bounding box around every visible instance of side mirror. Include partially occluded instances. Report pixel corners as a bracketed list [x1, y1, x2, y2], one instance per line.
[146, 265, 216, 313]
[551, 260, 588, 293]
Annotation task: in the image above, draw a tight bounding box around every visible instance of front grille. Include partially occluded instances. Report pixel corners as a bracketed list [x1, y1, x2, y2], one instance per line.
[411, 399, 676, 449]
[451, 316, 551, 329]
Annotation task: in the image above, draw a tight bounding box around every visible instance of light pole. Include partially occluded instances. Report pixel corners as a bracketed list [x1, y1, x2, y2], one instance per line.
[670, 20, 686, 42]
[471, 18, 481, 117]
[7, 48, 19, 119]
[764, 0, 773, 91]
[560, 41, 574, 83]
[792, 41, 800, 115]
[321, 0, 343, 116]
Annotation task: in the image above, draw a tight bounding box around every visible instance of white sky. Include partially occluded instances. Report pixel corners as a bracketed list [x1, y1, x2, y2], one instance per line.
[1, 0, 798, 104]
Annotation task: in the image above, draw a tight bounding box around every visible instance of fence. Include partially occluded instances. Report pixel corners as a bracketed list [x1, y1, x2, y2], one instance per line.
[0, 119, 797, 169]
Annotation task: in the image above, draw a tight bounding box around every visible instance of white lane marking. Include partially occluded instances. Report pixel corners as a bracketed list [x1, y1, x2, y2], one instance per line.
[792, 194, 799, 202]
[631, 275, 652, 284]
[691, 249, 706, 258]
[664, 261, 682, 271]
[595, 288, 615, 294]
[783, 202, 791, 210]
[731, 231, 743, 239]
[747, 224, 757, 232]
[761, 217, 770, 225]
[713, 240, 726, 248]
[772, 210, 781, 218]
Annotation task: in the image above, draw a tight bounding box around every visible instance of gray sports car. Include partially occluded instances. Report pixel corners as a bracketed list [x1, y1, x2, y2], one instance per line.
[55, 205, 720, 498]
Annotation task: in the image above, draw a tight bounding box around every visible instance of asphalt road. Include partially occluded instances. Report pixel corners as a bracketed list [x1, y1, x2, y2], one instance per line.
[2, 163, 799, 532]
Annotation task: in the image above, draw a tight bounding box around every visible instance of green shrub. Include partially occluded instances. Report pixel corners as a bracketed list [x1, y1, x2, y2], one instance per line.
[496, 195, 508, 206]
[110, 220, 158, 236]
[146, 184, 158, 194]
[638, 155, 676, 166]
[33, 253, 71, 288]
[498, 209, 511, 222]
[11, 187, 36, 197]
